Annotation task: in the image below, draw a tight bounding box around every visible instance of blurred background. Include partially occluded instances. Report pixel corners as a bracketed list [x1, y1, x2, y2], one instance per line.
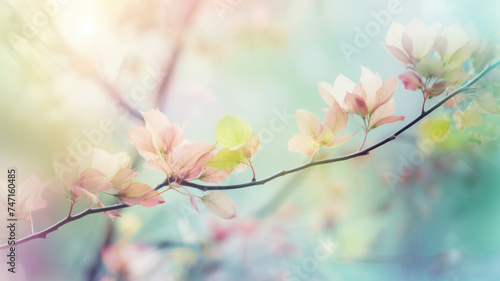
[1, 0, 500, 280]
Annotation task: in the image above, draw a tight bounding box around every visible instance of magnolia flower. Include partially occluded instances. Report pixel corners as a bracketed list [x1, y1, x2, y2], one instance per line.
[384, 18, 442, 68]
[128, 109, 183, 162]
[288, 101, 356, 156]
[54, 149, 130, 206]
[115, 182, 164, 207]
[129, 109, 229, 183]
[435, 23, 471, 66]
[318, 74, 356, 111]
[54, 148, 163, 219]
[320, 66, 404, 131]
[0, 175, 47, 231]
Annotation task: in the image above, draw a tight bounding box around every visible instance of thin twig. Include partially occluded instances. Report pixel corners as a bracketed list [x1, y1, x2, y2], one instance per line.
[154, 0, 202, 108]
[2, 60, 499, 251]
[0, 181, 170, 251]
[178, 60, 500, 191]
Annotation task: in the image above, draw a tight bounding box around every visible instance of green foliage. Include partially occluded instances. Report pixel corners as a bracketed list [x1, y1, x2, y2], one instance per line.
[215, 114, 253, 148]
[208, 148, 246, 170]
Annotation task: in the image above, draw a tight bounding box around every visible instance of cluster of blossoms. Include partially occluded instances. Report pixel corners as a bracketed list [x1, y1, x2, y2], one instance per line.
[288, 18, 488, 158]
[385, 19, 472, 110]
[53, 148, 165, 219]
[289, 65, 405, 157]
[3, 18, 497, 240]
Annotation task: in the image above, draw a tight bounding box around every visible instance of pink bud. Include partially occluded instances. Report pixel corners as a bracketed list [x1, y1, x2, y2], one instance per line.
[398, 72, 424, 91]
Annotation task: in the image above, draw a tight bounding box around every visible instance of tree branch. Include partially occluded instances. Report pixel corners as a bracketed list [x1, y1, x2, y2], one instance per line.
[179, 60, 500, 191]
[2, 60, 498, 251]
[0, 181, 170, 251]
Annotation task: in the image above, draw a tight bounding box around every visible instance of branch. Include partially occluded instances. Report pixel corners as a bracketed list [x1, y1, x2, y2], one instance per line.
[0, 181, 170, 251]
[2, 60, 498, 251]
[153, 0, 202, 108]
[180, 60, 500, 191]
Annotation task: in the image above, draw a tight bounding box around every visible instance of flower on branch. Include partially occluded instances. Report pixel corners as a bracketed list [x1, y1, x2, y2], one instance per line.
[288, 100, 356, 156]
[0, 175, 48, 229]
[53, 148, 163, 219]
[129, 109, 231, 183]
[384, 18, 442, 68]
[320, 66, 404, 133]
[385, 19, 473, 106]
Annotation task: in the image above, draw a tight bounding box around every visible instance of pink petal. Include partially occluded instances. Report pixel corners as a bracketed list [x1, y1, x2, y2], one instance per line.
[295, 109, 323, 138]
[117, 182, 165, 207]
[72, 186, 100, 207]
[429, 81, 448, 97]
[317, 81, 335, 106]
[434, 36, 447, 58]
[323, 100, 348, 136]
[385, 22, 405, 51]
[128, 127, 157, 160]
[402, 32, 413, 57]
[189, 192, 200, 213]
[172, 142, 216, 179]
[344, 92, 369, 116]
[142, 109, 184, 154]
[15, 175, 47, 222]
[98, 201, 122, 220]
[111, 168, 138, 191]
[288, 133, 317, 156]
[143, 159, 173, 175]
[359, 66, 383, 110]
[383, 44, 412, 66]
[199, 166, 233, 183]
[76, 168, 112, 192]
[398, 72, 423, 91]
[325, 131, 358, 148]
[201, 192, 237, 220]
[373, 75, 398, 112]
[373, 115, 405, 128]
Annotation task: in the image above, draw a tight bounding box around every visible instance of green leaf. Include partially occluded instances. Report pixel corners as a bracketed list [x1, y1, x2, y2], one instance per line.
[208, 148, 246, 170]
[418, 115, 451, 142]
[215, 114, 253, 148]
[416, 58, 443, 78]
[472, 91, 500, 114]
[468, 132, 484, 146]
[453, 107, 483, 131]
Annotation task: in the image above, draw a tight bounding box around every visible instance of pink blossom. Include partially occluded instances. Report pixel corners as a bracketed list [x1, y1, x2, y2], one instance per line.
[399, 72, 424, 91]
[288, 101, 356, 156]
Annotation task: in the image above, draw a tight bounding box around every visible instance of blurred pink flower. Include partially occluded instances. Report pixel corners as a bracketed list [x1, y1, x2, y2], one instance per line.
[0, 175, 47, 230]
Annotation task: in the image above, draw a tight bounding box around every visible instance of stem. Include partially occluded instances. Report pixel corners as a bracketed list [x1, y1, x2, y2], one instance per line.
[2, 60, 499, 251]
[310, 149, 319, 162]
[29, 216, 34, 235]
[177, 60, 500, 191]
[68, 201, 75, 217]
[249, 162, 256, 182]
[421, 91, 428, 113]
[358, 130, 368, 151]
[0, 180, 170, 251]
